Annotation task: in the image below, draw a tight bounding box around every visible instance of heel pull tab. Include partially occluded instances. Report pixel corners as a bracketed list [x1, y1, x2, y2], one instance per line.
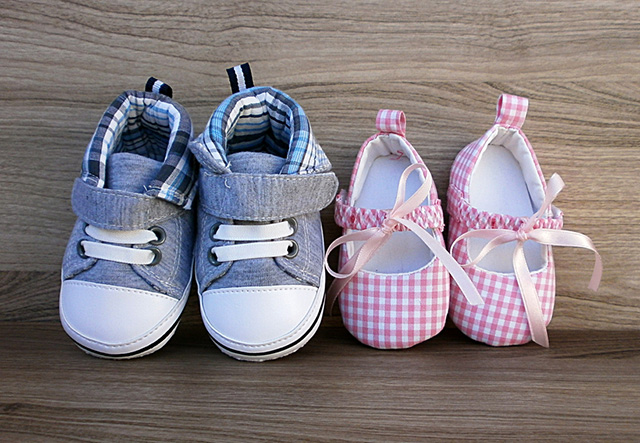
[226, 63, 254, 93]
[495, 94, 528, 129]
[376, 109, 406, 136]
[145, 77, 173, 98]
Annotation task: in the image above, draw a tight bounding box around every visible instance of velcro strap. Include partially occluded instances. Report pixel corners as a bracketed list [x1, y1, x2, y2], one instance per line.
[226, 63, 254, 93]
[145, 77, 173, 98]
[334, 190, 444, 232]
[447, 185, 563, 231]
[199, 170, 338, 221]
[71, 178, 182, 230]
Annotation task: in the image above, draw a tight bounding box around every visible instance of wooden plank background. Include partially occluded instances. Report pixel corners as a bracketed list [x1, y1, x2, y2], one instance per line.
[1, 0, 639, 331]
[1, 2, 640, 441]
[1, 322, 638, 441]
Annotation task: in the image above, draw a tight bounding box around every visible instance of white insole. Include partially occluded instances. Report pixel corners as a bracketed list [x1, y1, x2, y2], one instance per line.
[469, 144, 545, 273]
[354, 155, 434, 274]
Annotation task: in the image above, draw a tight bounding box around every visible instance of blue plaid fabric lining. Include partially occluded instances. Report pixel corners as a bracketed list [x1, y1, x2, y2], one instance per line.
[196, 86, 332, 175]
[81, 90, 196, 208]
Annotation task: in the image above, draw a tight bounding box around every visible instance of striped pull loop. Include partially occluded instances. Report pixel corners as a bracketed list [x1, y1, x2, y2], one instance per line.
[145, 77, 173, 98]
[495, 94, 528, 129]
[376, 109, 406, 136]
[226, 63, 254, 93]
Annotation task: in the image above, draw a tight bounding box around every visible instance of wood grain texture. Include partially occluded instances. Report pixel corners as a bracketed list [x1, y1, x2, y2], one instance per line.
[1, 1, 639, 330]
[0, 323, 638, 441]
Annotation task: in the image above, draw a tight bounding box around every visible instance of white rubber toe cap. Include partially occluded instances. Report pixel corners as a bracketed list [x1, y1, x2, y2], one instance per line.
[59, 279, 180, 355]
[201, 284, 321, 349]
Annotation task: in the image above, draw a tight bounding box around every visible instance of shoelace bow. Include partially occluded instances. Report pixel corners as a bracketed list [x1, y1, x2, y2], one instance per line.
[324, 163, 485, 311]
[451, 173, 603, 347]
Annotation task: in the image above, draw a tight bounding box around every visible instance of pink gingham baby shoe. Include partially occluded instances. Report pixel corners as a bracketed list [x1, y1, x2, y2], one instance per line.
[325, 110, 483, 350]
[447, 94, 602, 347]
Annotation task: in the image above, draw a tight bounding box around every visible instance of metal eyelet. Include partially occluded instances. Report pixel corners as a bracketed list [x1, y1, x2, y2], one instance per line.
[285, 240, 299, 259]
[147, 247, 162, 266]
[285, 217, 298, 235]
[208, 248, 221, 266]
[209, 222, 222, 241]
[76, 241, 88, 259]
[149, 226, 166, 245]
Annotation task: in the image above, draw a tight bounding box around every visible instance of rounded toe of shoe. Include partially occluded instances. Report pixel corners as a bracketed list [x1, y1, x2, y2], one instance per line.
[449, 266, 555, 346]
[339, 269, 448, 350]
[200, 284, 323, 358]
[59, 279, 180, 357]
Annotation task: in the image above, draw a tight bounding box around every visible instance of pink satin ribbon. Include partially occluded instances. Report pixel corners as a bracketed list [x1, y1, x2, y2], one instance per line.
[451, 173, 603, 348]
[324, 163, 485, 311]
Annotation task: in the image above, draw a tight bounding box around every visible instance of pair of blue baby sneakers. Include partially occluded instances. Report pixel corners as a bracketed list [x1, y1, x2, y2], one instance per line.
[59, 65, 338, 361]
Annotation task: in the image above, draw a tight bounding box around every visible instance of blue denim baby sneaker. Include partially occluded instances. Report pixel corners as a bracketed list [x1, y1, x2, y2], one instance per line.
[189, 64, 338, 361]
[59, 78, 197, 359]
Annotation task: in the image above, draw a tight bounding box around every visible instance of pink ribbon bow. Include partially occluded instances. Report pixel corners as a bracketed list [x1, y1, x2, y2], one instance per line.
[324, 163, 485, 311]
[451, 173, 603, 348]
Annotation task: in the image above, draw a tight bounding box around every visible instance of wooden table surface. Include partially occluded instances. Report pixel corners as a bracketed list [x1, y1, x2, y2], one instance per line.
[1, 321, 639, 441]
[1, 1, 639, 440]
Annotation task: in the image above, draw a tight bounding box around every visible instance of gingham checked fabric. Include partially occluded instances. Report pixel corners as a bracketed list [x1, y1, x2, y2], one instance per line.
[495, 94, 529, 128]
[448, 186, 563, 232]
[449, 94, 545, 197]
[347, 111, 440, 204]
[447, 93, 561, 346]
[339, 256, 449, 349]
[334, 190, 444, 232]
[376, 109, 407, 136]
[447, 216, 557, 346]
[334, 109, 449, 349]
[197, 86, 332, 176]
[82, 84, 196, 208]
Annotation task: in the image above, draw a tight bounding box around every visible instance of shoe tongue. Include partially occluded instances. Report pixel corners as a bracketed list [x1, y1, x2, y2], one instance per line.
[227, 151, 286, 174]
[105, 152, 163, 193]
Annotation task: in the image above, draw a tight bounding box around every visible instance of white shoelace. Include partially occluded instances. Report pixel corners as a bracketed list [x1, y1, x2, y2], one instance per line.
[209, 218, 297, 265]
[78, 225, 164, 266]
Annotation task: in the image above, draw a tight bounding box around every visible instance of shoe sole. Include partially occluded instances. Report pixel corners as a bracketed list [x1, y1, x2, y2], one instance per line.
[201, 274, 326, 362]
[71, 318, 182, 359]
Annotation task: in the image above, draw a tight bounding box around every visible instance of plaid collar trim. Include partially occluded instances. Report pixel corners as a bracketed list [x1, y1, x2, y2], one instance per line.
[195, 86, 331, 175]
[81, 90, 196, 208]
